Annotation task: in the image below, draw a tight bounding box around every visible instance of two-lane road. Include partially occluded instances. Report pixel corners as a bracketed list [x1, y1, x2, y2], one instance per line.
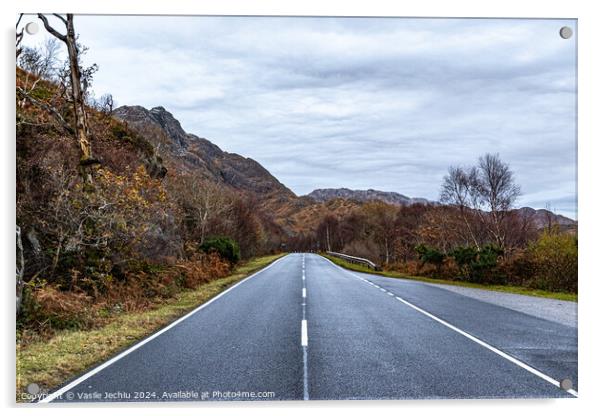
[43, 253, 577, 402]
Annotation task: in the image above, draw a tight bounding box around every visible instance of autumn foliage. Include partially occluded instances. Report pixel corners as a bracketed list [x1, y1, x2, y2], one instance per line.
[307, 198, 577, 293]
[16, 67, 270, 338]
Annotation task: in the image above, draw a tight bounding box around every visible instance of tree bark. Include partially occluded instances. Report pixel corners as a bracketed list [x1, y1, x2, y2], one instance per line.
[38, 14, 94, 183]
[16, 226, 25, 315]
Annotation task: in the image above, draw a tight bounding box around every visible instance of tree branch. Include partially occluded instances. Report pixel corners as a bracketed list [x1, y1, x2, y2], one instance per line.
[17, 86, 74, 135]
[52, 13, 68, 25]
[37, 13, 67, 42]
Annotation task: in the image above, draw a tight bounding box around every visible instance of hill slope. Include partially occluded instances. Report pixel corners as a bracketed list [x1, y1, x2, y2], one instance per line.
[114, 105, 296, 199]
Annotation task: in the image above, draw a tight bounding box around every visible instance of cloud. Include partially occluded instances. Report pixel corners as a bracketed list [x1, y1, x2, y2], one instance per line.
[21, 15, 577, 218]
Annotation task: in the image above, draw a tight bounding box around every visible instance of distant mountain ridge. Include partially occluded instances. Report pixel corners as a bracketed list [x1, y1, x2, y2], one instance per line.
[515, 207, 576, 229]
[306, 188, 432, 206]
[113, 105, 575, 234]
[306, 188, 575, 230]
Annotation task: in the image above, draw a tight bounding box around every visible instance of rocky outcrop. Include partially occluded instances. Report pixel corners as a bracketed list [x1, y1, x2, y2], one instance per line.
[114, 105, 296, 198]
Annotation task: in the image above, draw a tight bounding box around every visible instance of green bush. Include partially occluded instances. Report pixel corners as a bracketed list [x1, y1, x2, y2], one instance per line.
[415, 244, 445, 272]
[450, 244, 503, 283]
[200, 237, 240, 264]
[449, 246, 478, 278]
[529, 230, 577, 293]
[471, 245, 504, 283]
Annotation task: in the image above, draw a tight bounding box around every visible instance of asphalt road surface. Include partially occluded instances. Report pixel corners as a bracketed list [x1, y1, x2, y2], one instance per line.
[43, 253, 577, 402]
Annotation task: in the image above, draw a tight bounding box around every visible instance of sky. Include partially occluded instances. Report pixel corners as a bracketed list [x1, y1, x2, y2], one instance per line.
[21, 15, 577, 218]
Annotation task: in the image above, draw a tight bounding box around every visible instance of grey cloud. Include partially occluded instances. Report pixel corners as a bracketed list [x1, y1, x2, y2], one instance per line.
[21, 15, 577, 218]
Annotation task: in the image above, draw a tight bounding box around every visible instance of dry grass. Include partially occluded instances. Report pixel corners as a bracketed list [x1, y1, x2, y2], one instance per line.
[16, 254, 284, 402]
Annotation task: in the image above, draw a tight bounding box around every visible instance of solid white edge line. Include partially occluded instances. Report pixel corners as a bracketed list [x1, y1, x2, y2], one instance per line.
[301, 319, 308, 346]
[394, 295, 578, 397]
[38, 254, 291, 404]
[319, 254, 578, 398]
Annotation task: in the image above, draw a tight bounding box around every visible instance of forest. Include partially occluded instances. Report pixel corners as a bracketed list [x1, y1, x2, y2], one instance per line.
[297, 155, 577, 294]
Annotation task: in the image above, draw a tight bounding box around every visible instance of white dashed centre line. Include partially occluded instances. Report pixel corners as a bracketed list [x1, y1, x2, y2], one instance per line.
[301, 253, 309, 400]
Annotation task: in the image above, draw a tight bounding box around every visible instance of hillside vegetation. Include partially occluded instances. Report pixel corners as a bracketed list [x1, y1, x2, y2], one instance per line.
[16, 65, 281, 340]
[298, 173, 577, 294]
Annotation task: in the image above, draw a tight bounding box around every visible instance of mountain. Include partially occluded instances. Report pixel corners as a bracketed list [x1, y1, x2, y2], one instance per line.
[113, 106, 576, 234]
[306, 188, 575, 230]
[515, 207, 577, 231]
[306, 188, 432, 206]
[113, 105, 296, 199]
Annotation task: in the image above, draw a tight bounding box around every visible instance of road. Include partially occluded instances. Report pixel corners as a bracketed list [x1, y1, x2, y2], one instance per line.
[43, 253, 577, 402]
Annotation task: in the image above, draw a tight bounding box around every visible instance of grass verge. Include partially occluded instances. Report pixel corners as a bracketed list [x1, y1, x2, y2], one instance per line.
[322, 254, 577, 302]
[16, 253, 285, 402]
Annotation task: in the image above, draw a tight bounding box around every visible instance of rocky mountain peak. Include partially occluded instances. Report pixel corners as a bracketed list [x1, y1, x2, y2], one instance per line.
[148, 106, 189, 150]
[113, 105, 296, 200]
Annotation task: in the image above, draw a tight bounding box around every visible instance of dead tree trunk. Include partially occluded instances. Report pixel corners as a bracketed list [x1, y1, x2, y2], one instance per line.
[38, 14, 95, 182]
[16, 226, 25, 315]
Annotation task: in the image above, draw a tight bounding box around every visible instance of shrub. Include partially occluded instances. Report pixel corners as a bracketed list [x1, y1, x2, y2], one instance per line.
[448, 244, 503, 283]
[529, 230, 577, 292]
[469, 244, 504, 284]
[200, 237, 240, 264]
[175, 252, 231, 288]
[415, 244, 445, 273]
[449, 246, 478, 278]
[20, 283, 95, 332]
[497, 250, 536, 286]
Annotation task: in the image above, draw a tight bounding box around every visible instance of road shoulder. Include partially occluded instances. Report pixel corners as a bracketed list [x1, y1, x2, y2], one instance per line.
[423, 282, 577, 328]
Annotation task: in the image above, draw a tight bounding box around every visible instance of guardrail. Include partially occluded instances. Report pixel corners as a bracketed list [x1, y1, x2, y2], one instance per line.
[326, 251, 381, 271]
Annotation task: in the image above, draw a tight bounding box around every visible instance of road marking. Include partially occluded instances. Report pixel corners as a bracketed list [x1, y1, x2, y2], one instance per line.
[301, 255, 309, 400]
[301, 317, 309, 400]
[393, 295, 578, 397]
[38, 254, 290, 403]
[319, 254, 578, 398]
[301, 319, 308, 346]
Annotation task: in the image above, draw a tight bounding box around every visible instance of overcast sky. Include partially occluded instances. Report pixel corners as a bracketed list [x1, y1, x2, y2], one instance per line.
[22, 15, 577, 218]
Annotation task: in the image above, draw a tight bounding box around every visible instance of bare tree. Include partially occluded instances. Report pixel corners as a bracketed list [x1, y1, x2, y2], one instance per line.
[169, 175, 233, 246]
[98, 93, 114, 115]
[317, 215, 339, 252]
[441, 153, 520, 251]
[441, 166, 481, 249]
[362, 202, 398, 265]
[17, 38, 60, 108]
[37, 14, 96, 182]
[544, 202, 555, 231]
[475, 153, 521, 250]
